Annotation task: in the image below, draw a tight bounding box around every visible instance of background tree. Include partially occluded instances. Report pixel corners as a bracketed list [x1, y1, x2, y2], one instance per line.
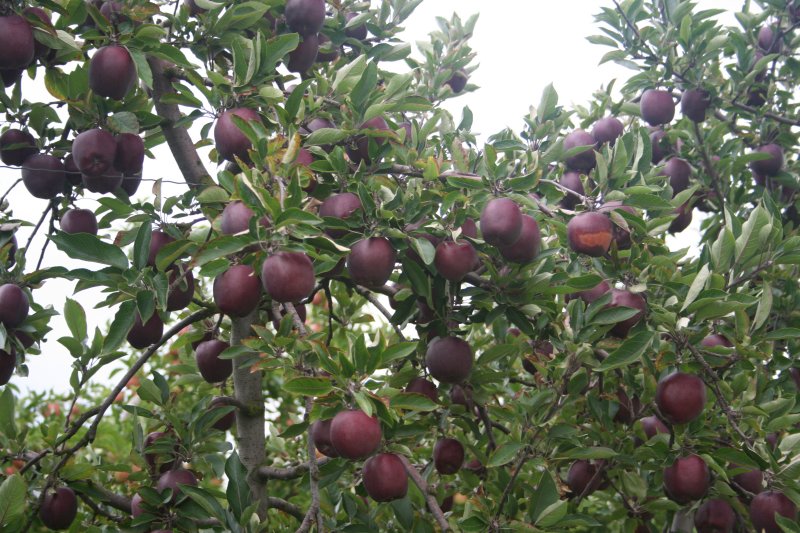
[0, 0, 798, 532]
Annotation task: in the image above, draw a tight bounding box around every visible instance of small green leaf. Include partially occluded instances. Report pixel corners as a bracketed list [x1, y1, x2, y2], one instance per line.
[390, 392, 438, 412]
[63, 298, 87, 341]
[50, 232, 129, 269]
[562, 447, 618, 459]
[598, 331, 654, 371]
[103, 300, 136, 352]
[682, 264, 710, 311]
[282, 377, 333, 396]
[487, 442, 524, 468]
[381, 342, 418, 365]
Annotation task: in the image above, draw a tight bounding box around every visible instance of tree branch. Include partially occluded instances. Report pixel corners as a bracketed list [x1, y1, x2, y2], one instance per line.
[257, 458, 330, 481]
[268, 496, 305, 521]
[350, 284, 406, 342]
[296, 397, 323, 533]
[398, 455, 450, 532]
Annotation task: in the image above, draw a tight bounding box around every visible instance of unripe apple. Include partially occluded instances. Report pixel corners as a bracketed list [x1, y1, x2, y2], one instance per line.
[567, 212, 613, 257]
[607, 289, 646, 337]
[694, 498, 736, 533]
[640, 416, 669, 439]
[0, 284, 29, 328]
[329, 409, 382, 459]
[750, 491, 797, 533]
[127, 312, 164, 349]
[363, 453, 408, 502]
[497, 214, 541, 264]
[148, 230, 176, 268]
[89, 45, 137, 100]
[156, 468, 198, 503]
[663, 454, 709, 503]
[214, 108, 261, 163]
[166, 264, 194, 311]
[22, 154, 66, 199]
[287, 34, 319, 73]
[656, 371, 706, 424]
[481, 198, 522, 246]
[563, 129, 596, 172]
[72, 128, 117, 178]
[213, 264, 262, 317]
[310, 419, 339, 458]
[559, 170, 586, 210]
[39, 487, 78, 530]
[261, 251, 316, 303]
[285, 0, 325, 36]
[433, 438, 464, 475]
[750, 144, 784, 177]
[640, 89, 675, 126]
[0, 129, 37, 166]
[0, 350, 15, 385]
[60, 208, 98, 235]
[0, 16, 35, 70]
[598, 201, 636, 250]
[567, 460, 603, 497]
[318, 192, 362, 237]
[434, 240, 477, 281]
[661, 157, 691, 196]
[195, 339, 232, 383]
[425, 336, 473, 384]
[681, 89, 710, 122]
[405, 377, 438, 403]
[347, 237, 396, 288]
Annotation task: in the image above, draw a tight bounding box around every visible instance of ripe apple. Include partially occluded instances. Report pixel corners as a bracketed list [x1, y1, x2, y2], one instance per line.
[166, 264, 194, 311]
[131, 492, 144, 517]
[425, 336, 473, 384]
[0, 349, 14, 385]
[195, 339, 232, 383]
[39, 487, 78, 530]
[445, 70, 468, 93]
[62, 156, 82, 187]
[347, 237, 396, 288]
[640, 89, 675, 126]
[113, 133, 145, 175]
[344, 12, 368, 40]
[0, 129, 37, 166]
[318, 192, 362, 237]
[563, 129, 597, 172]
[287, 34, 319, 73]
[405, 377, 438, 403]
[750, 144, 784, 177]
[668, 203, 693, 234]
[72, 128, 117, 178]
[607, 289, 646, 337]
[434, 240, 477, 281]
[567, 279, 610, 304]
[567, 212, 613, 257]
[220, 200, 266, 235]
[498, 214, 541, 264]
[656, 371, 706, 424]
[559, 170, 586, 210]
[0, 69, 22, 88]
[639, 416, 669, 439]
[663, 454, 710, 503]
[214, 108, 261, 163]
[21, 154, 66, 199]
[700, 333, 732, 350]
[285, 0, 325, 36]
[694, 498, 736, 533]
[591, 117, 624, 146]
[449, 384, 469, 407]
[89, 45, 137, 100]
[613, 389, 641, 424]
[156, 468, 198, 503]
[363, 453, 408, 502]
[433, 438, 464, 475]
[758, 25, 782, 54]
[0, 15, 35, 70]
[0, 284, 29, 328]
[750, 491, 797, 533]
[598, 201, 636, 250]
[661, 158, 692, 196]
[681, 89, 710, 122]
[213, 264, 262, 317]
[315, 33, 339, 62]
[348, 116, 390, 165]
[261, 251, 316, 303]
[99, 1, 129, 25]
[82, 169, 123, 194]
[480, 198, 522, 247]
[209, 397, 236, 431]
[25, 8, 54, 62]
[567, 460, 603, 496]
[148, 230, 175, 268]
[310, 419, 339, 458]
[731, 464, 763, 494]
[650, 128, 670, 164]
[329, 409, 382, 459]
[60, 208, 98, 235]
[144, 430, 178, 472]
[127, 312, 164, 349]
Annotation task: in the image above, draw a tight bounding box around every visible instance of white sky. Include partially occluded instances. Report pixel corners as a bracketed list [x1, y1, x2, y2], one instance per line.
[4, 0, 735, 395]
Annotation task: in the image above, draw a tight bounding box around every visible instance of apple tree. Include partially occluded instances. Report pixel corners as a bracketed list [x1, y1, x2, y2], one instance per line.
[0, 0, 799, 531]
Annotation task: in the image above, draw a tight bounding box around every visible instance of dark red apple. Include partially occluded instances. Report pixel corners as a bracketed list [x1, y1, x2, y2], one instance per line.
[144, 430, 178, 472]
[0, 69, 22, 88]
[213, 264, 262, 317]
[285, 0, 325, 36]
[127, 312, 164, 349]
[348, 116, 390, 165]
[344, 12, 367, 40]
[405, 377, 438, 403]
[559, 170, 586, 210]
[60, 208, 98, 235]
[567, 279, 610, 304]
[480, 198, 522, 247]
[220, 201, 262, 235]
[0, 129, 37, 166]
[567, 460, 603, 497]
[0, 350, 15, 385]
[656, 371, 706, 424]
[318, 192, 362, 237]
[498, 215, 541, 264]
[607, 289, 646, 337]
[0, 15, 35, 70]
[681, 89, 710, 122]
[694, 498, 736, 533]
[166, 264, 194, 311]
[287, 34, 319, 73]
[750, 491, 797, 533]
[650, 129, 670, 164]
[445, 70, 468, 93]
[661, 158, 691, 197]
[24, 6, 55, 61]
[114, 133, 145, 175]
[310, 419, 339, 458]
[598, 201, 636, 250]
[148, 230, 176, 268]
[567, 212, 613, 257]
[82, 169, 123, 194]
[700, 334, 732, 350]
[329, 409, 382, 459]
[434, 240, 477, 281]
[347, 237, 396, 288]
[591, 117, 624, 146]
[750, 144, 784, 177]
[731, 464, 763, 494]
[425, 336, 473, 384]
[668, 203, 693, 234]
[72, 128, 117, 178]
[214, 108, 261, 163]
[89, 45, 137, 100]
[195, 339, 232, 383]
[130, 492, 143, 517]
[261, 251, 315, 303]
[640, 89, 675, 126]
[315, 33, 339, 63]
[563, 129, 596, 172]
[640, 416, 669, 439]
[433, 438, 464, 475]
[363, 453, 408, 502]
[0, 284, 28, 328]
[39, 487, 78, 530]
[758, 25, 782, 54]
[22, 154, 66, 199]
[613, 389, 641, 424]
[449, 384, 468, 407]
[156, 468, 198, 503]
[663, 454, 709, 503]
[209, 396, 236, 431]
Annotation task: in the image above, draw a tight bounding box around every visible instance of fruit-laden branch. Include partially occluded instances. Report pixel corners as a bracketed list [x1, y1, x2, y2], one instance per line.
[398, 455, 451, 532]
[257, 458, 330, 481]
[284, 301, 308, 337]
[539, 179, 589, 204]
[691, 122, 725, 211]
[349, 283, 407, 342]
[295, 397, 323, 533]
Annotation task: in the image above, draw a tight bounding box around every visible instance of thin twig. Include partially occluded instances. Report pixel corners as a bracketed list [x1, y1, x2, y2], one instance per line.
[284, 302, 308, 337]
[268, 496, 305, 521]
[691, 122, 725, 212]
[398, 455, 450, 531]
[295, 397, 323, 533]
[351, 284, 406, 342]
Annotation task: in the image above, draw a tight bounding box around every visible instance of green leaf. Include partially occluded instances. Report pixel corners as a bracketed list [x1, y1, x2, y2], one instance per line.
[562, 447, 618, 459]
[0, 475, 26, 526]
[282, 377, 333, 396]
[764, 328, 800, 340]
[132, 222, 152, 271]
[390, 392, 438, 412]
[752, 281, 772, 332]
[381, 342, 418, 365]
[305, 128, 351, 147]
[181, 485, 227, 522]
[103, 300, 136, 352]
[225, 452, 250, 520]
[598, 331, 654, 371]
[591, 306, 640, 325]
[63, 298, 87, 341]
[50, 232, 129, 269]
[682, 264, 710, 311]
[536, 500, 568, 528]
[137, 378, 164, 406]
[0, 388, 16, 440]
[487, 442, 524, 467]
[537, 83, 558, 121]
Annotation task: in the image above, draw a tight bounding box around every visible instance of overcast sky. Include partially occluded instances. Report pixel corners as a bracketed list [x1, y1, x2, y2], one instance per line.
[4, 0, 735, 395]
